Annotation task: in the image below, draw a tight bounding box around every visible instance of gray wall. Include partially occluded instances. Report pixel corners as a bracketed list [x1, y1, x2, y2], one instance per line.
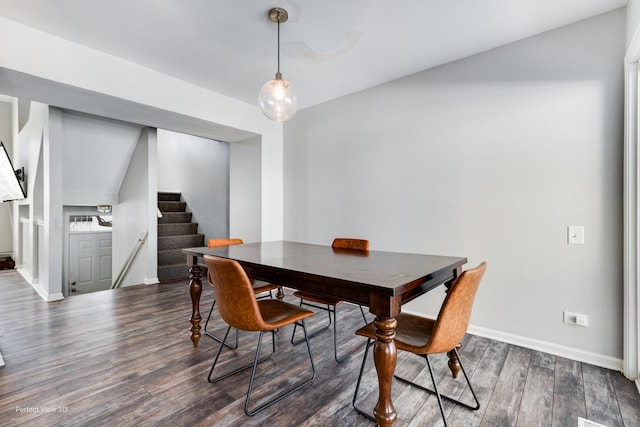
[284, 10, 625, 360]
[157, 130, 230, 242]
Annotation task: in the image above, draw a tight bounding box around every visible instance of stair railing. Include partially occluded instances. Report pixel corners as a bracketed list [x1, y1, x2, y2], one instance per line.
[112, 230, 148, 289]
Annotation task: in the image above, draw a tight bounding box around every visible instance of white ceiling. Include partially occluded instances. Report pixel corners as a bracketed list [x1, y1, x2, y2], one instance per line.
[0, 0, 629, 111]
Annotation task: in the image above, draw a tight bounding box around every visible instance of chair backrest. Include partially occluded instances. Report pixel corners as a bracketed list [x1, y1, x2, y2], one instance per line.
[203, 255, 267, 332]
[208, 238, 244, 247]
[332, 238, 369, 251]
[425, 262, 487, 354]
[208, 238, 244, 285]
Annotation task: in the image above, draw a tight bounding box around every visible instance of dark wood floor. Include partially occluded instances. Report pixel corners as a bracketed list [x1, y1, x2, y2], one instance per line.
[1, 269, 639, 427]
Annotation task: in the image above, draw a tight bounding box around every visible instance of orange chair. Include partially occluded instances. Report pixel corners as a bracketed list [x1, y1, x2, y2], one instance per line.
[204, 255, 316, 416]
[291, 238, 369, 362]
[204, 238, 280, 349]
[352, 262, 487, 426]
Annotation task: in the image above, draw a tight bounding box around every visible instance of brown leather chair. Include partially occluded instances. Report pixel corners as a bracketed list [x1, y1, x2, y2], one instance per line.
[204, 238, 280, 349]
[352, 262, 487, 426]
[203, 255, 316, 416]
[291, 238, 369, 362]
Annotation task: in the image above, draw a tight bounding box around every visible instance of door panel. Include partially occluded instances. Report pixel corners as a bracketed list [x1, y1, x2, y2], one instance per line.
[69, 233, 112, 294]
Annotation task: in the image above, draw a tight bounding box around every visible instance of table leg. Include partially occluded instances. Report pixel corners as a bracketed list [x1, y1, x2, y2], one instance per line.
[447, 343, 462, 378]
[276, 285, 285, 300]
[189, 264, 202, 347]
[373, 316, 398, 427]
[444, 273, 461, 378]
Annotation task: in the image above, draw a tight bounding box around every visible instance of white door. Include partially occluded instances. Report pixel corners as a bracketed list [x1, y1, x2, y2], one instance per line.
[68, 233, 112, 294]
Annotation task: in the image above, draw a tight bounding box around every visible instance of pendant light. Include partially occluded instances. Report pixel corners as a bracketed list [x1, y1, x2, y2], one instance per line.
[259, 7, 298, 122]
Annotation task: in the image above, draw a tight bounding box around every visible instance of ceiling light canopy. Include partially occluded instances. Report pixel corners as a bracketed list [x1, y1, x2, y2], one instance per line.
[259, 7, 298, 122]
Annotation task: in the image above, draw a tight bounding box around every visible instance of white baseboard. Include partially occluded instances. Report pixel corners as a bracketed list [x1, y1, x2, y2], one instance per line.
[402, 308, 623, 372]
[144, 277, 160, 285]
[467, 324, 623, 372]
[17, 269, 64, 301]
[17, 268, 32, 285]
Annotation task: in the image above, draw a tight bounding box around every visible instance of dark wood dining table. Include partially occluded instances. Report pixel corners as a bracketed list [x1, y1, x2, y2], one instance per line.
[183, 241, 467, 427]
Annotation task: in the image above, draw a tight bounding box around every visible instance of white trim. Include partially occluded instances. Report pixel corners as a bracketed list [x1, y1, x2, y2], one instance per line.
[17, 267, 33, 284]
[0, 350, 4, 367]
[144, 277, 160, 285]
[403, 308, 623, 371]
[624, 28, 640, 381]
[468, 324, 623, 372]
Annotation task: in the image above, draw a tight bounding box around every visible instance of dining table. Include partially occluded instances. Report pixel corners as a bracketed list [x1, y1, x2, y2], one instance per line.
[183, 240, 467, 427]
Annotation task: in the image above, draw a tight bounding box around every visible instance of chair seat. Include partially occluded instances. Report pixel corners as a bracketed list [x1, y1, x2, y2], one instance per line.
[258, 299, 315, 330]
[293, 291, 343, 306]
[355, 312, 436, 354]
[252, 280, 280, 294]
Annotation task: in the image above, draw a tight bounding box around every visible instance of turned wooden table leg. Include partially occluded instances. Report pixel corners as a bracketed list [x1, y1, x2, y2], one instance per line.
[189, 263, 202, 348]
[444, 271, 462, 378]
[276, 285, 285, 300]
[373, 316, 398, 427]
[447, 343, 462, 378]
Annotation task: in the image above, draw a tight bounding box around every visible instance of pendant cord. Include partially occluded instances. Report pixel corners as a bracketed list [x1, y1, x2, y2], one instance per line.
[277, 15, 281, 76]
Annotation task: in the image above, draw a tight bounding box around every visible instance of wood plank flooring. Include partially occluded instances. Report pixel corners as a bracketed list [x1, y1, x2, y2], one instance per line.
[1, 269, 639, 427]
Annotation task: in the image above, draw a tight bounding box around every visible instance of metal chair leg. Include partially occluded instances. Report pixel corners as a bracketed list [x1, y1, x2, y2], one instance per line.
[352, 338, 376, 422]
[204, 299, 239, 350]
[358, 305, 368, 324]
[291, 301, 333, 345]
[393, 348, 480, 425]
[208, 326, 275, 384]
[425, 355, 449, 427]
[394, 348, 480, 412]
[245, 319, 316, 416]
[292, 300, 362, 362]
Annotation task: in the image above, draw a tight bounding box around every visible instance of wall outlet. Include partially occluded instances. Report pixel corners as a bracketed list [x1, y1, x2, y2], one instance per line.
[563, 311, 589, 327]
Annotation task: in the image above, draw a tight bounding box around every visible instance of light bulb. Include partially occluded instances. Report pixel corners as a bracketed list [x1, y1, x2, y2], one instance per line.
[259, 77, 298, 122]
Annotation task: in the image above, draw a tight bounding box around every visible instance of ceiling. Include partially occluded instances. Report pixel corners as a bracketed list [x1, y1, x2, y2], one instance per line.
[0, 0, 629, 111]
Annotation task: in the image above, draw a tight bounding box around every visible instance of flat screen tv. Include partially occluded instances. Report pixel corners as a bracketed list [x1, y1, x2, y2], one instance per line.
[0, 141, 26, 202]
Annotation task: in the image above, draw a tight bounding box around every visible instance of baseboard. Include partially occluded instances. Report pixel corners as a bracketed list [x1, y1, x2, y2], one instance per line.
[17, 268, 32, 285]
[467, 324, 623, 372]
[17, 269, 64, 301]
[402, 307, 623, 372]
[0, 350, 4, 367]
[144, 277, 160, 285]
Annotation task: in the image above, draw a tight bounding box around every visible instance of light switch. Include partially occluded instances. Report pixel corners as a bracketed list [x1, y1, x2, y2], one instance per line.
[568, 226, 585, 245]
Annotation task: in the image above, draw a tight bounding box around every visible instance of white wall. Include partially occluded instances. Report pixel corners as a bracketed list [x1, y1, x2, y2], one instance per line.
[284, 10, 625, 366]
[230, 135, 262, 242]
[628, 0, 640, 47]
[157, 130, 230, 241]
[61, 111, 142, 206]
[112, 128, 157, 287]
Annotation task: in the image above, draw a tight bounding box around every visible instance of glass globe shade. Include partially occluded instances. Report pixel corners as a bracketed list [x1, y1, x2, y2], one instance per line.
[259, 77, 298, 122]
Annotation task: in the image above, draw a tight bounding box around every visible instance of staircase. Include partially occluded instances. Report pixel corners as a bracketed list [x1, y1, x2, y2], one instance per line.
[157, 192, 204, 282]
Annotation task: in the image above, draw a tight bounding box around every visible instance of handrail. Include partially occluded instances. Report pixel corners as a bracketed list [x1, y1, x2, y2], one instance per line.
[111, 231, 147, 289]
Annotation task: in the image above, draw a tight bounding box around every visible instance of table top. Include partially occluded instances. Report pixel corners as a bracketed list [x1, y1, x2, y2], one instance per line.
[183, 241, 467, 307]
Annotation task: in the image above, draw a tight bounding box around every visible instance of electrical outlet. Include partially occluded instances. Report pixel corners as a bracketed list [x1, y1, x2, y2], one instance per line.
[563, 311, 589, 327]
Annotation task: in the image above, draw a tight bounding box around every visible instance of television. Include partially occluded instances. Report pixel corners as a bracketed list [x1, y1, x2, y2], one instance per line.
[0, 141, 26, 202]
